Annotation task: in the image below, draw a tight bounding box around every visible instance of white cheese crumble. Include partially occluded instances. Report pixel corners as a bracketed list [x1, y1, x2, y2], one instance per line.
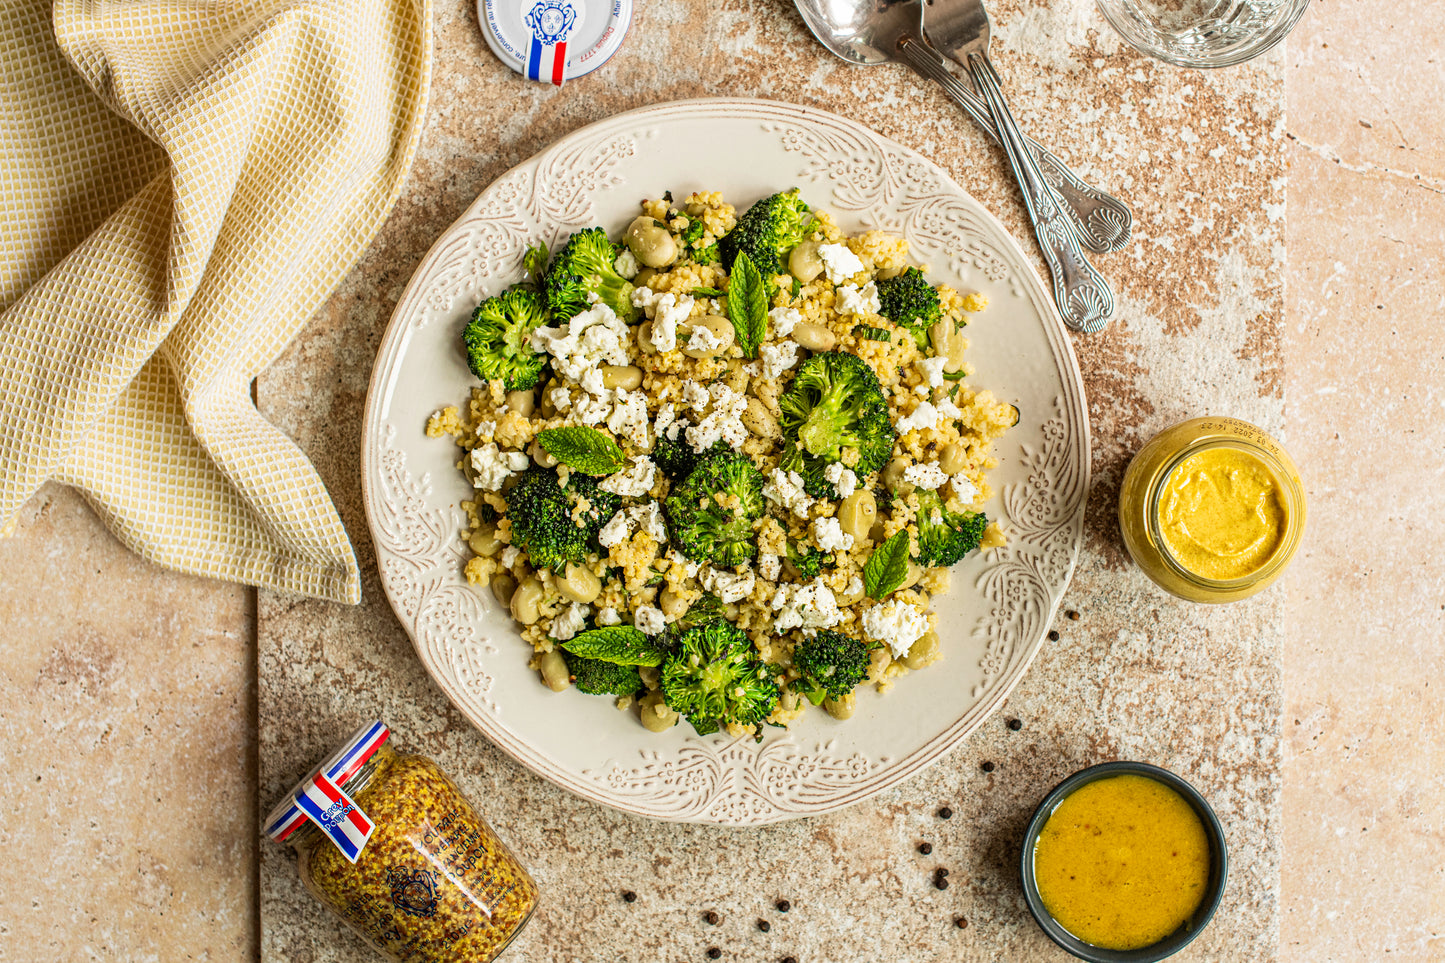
[768, 305, 802, 337]
[499, 546, 520, 569]
[598, 511, 632, 549]
[763, 468, 814, 519]
[903, 462, 949, 490]
[811, 516, 854, 553]
[681, 379, 710, 412]
[667, 550, 701, 579]
[614, 248, 640, 280]
[759, 340, 800, 379]
[896, 401, 941, 435]
[834, 281, 880, 317]
[599, 456, 656, 497]
[818, 243, 865, 284]
[822, 462, 858, 499]
[469, 443, 529, 491]
[529, 302, 630, 382]
[700, 565, 756, 604]
[551, 603, 590, 641]
[572, 393, 611, 427]
[771, 580, 843, 635]
[863, 599, 929, 659]
[653, 403, 676, 440]
[685, 383, 749, 452]
[758, 553, 782, 582]
[475, 419, 496, 441]
[631, 285, 664, 313]
[607, 389, 650, 449]
[846, 575, 864, 599]
[950, 473, 980, 504]
[686, 322, 726, 353]
[548, 387, 572, 413]
[596, 606, 622, 626]
[628, 502, 668, 544]
[650, 292, 694, 353]
[634, 605, 666, 636]
[917, 355, 948, 388]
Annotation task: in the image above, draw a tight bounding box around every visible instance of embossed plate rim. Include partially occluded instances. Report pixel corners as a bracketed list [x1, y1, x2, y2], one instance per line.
[361, 98, 1089, 824]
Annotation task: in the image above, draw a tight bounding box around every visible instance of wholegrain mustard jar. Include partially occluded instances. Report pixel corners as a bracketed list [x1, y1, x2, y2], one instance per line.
[1119, 417, 1306, 603]
[264, 722, 538, 962]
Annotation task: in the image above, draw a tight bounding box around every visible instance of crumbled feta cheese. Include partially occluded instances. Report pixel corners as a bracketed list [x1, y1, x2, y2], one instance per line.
[811, 516, 855, 553]
[631, 285, 664, 313]
[834, 281, 880, 317]
[701, 565, 756, 604]
[572, 392, 611, 426]
[686, 322, 726, 353]
[742, 362, 761, 377]
[818, 243, 865, 284]
[628, 502, 668, 544]
[598, 511, 632, 549]
[475, 419, 497, 440]
[598, 456, 656, 497]
[685, 383, 749, 452]
[551, 603, 590, 641]
[469, 443, 529, 491]
[548, 387, 572, 413]
[665, 416, 686, 441]
[499, 546, 520, 568]
[896, 401, 941, 435]
[769, 306, 802, 337]
[653, 403, 676, 440]
[771, 580, 843, 634]
[759, 340, 800, 379]
[529, 302, 630, 381]
[935, 396, 963, 420]
[596, 606, 622, 626]
[763, 468, 814, 519]
[903, 462, 949, 490]
[846, 575, 864, 598]
[614, 248, 640, 279]
[668, 550, 701, 579]
[681, 379, 710, 412]
[822, 462, 858, 499]
[950, 473, 980, 503]
[917, 355, 948, 388]
[863, 599, 929, 659]
[607, 389, 650, 449]
[579, 367, 612, 399]
[634, 605, 666, 636]
[650, 292, 694, 352]
[758, 553, 782, 581]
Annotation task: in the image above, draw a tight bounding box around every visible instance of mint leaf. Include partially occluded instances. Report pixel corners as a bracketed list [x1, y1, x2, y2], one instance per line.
[536, 427, 625, 475]
[863, 529, 911, 600]
[690, 286, 723, 297]
[560, 627, 666, 666]
[725, 250, 768, 359]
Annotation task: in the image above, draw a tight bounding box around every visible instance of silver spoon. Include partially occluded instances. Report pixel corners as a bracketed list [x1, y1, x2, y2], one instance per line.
[794, 0, 1132, 256]
[793, 0, 1116, 331]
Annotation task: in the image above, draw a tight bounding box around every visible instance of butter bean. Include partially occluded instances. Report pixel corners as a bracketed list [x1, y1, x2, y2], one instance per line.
[788, 240, 824, 283]
[875, 264, 906, 280]
[625, 216, 677, 268]
[558, 563, 601, 604]
[823, 693, 856, 720]
[469, 528, 501, 557]
[510, 576, 544, 625]
[639, 691, 679, 732]
[835, 579, 866, 607]
[490, 573, 516, 608]
[680, 315, 735, 359]
[528, 438, 558, 468]
[539, 650, 571, 691]
[882, 457, 910, 490]
[633, 267, 656, 287]
[899, 561, 924, 591]
[938, 443, 969, 476]
[901, 630, 940, 670]
[791, 321, 836, 352]
[837, 491, 878, 546]
[930, 318, 967, 374]
[659, 587, 689, 620]
[638, 321, 658, 354]
[742, 396, 780, 441]
[866, 647, 892, 684]
[505, 389, 535, 417]
[601, 365, 643, 391]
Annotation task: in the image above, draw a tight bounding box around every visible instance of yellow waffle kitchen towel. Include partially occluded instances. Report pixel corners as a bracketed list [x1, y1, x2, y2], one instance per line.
[0, 0, 432, 603]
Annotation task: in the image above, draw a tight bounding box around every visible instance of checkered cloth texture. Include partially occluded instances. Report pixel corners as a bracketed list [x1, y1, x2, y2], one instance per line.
[0, 0, 432, 604]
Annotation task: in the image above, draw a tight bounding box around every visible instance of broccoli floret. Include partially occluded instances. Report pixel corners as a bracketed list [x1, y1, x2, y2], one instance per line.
[793, 631, 870, 703]
[652, 432, 726, 481]
[507, 466, 621, 571]
[563, 651, 642, 696]
[913, 488, 989, 567]
[462, 286, 549, 390]
[544, 227, 637, 322]
[785, 538, 828, 579]
[875, 268, 942, 351]
[718, 189, 813, 275]
[777, 352, 895, 496]
[661, 620, 778, 735]
[664, 451, 765, 566]
[681, 218, 720, 264]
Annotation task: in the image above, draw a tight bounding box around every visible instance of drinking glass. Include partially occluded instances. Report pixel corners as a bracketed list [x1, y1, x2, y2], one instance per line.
[1095, 0, 1311, 68]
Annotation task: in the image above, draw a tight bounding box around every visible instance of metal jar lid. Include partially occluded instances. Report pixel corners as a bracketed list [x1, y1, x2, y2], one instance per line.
[479, 0, 632, 86]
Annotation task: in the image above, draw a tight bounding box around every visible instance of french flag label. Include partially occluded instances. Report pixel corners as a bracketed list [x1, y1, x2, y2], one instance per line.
[296, 772, 375, 864]
[524, 0, 578, 86]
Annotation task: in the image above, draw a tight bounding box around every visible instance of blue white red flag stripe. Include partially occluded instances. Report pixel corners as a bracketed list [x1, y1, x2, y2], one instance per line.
[327, 721, 389, 785]
[526, 37, 567, 86]
[295, 772, 374, 863]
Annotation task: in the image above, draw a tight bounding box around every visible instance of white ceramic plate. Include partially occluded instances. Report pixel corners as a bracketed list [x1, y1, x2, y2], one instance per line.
[362, 99, 1089, 825]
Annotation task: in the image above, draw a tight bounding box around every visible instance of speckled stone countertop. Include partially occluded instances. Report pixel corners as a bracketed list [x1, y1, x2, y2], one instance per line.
[258, 0, 1284, 959]
[4, 0, 1444, 960]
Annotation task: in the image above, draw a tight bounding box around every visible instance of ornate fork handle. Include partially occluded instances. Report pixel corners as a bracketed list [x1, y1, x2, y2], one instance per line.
[895, 38, 1132, 254]
[962, 50, 1115, 333]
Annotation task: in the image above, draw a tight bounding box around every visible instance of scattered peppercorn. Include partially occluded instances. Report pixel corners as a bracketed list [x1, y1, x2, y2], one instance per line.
[935, 867, 950, 878]
[776, 899, 791, 913]
[782, 957, 798, 963]
[938, 806, 953, 819]
[707, 948, 721, 960]
[918, 842, 933, 855]
[1048, 629, 1060, 641]
[704, 911, 720, 925]
[954, 916, 969, 929]
[934, 876, 950, 890]
[981, 761, 995, 773]
[622, 891, 637, 903]
[1067, 610, 1080, 620]
[757, 920, 771, 933]
[1007, 718, 1022, 731]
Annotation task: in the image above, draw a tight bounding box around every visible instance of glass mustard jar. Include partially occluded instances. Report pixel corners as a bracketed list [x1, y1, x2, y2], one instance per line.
[264, 722, 538, 962]
[1119, 417, 1306, 603]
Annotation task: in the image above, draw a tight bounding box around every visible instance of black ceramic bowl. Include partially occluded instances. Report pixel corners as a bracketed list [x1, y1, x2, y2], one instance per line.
[1019, 761, 1229, 963]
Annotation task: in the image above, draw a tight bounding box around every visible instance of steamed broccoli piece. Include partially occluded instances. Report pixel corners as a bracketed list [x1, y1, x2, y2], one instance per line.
[664, 452, 765, 566]
[875, 268, 942, 351]
[681, 218, 720, 264]
[462, 287, 550, 390]
[543, 227, 637, 322]
[718, 189, 813, 275]
[777, 352, 895, 496]
[913, 488, 989, 567]
[793, 631, 870, 703]
[661, 620, 778, 735]
[652, 432, 726, 481]
[507, 466, 620, 571]
[785, 538, 827, 579]
[563, 651, 642, 696]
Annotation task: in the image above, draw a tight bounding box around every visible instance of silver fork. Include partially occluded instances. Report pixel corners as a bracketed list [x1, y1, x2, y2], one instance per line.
[920, 1, 1115, 332]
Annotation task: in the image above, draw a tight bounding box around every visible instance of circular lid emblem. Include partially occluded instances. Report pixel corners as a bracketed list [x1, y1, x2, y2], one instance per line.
[479, 0, 631, 86]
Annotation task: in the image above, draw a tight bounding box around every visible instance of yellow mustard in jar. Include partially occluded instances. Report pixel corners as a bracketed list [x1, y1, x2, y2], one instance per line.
[1119, 417, 1306, 603]
[1033, 774, 1211, 951]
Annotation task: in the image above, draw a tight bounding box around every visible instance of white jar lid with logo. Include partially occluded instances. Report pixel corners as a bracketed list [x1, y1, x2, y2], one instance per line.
[479, 0, 632, 87]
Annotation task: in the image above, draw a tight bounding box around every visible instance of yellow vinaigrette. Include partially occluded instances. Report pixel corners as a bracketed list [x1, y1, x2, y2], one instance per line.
[1158, 447, 1286, 581]
[1033, 775, 1211, 951]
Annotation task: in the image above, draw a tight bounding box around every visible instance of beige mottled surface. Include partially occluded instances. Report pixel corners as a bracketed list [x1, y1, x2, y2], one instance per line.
[0, 0, 1441, 959]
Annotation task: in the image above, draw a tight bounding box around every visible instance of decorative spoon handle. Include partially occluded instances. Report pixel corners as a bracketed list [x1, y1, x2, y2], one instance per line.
[963, 51, 1115, 333]
[895, 38, 1132, 254]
